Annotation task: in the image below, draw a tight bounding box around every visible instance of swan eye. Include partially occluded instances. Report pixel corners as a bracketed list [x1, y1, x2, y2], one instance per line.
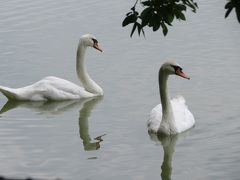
[171, 65, 182, 72]
[92, 38, 98, 44]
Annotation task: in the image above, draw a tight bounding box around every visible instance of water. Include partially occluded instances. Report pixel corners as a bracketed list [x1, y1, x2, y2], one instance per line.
[0, 0, 239, 179]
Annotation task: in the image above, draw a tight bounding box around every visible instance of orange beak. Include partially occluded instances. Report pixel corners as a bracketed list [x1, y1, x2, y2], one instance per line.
[93, 43, 103, 52]
[175, 68, 190, 80]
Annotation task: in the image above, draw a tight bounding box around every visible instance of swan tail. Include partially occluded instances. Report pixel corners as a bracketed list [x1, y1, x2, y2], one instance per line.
[0, 86, 18, 100]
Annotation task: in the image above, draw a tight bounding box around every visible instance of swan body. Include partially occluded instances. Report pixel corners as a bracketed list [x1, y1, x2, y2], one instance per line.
[0, 34, 103, 101]
[147, 61, 195, 135]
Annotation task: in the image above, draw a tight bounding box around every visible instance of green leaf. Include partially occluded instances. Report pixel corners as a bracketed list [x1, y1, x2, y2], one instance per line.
[178, 12, 186, 20]
[225, 7, 233, 18]
[194, 2, 198, 8]
[130, 23, 137, 37]
[152, 14, 160, 31]
[141, 1, 152, 6]
[175, 11, 186, 21]
[137, 22, 142, 35]
[153, 21, 160, 31]
[148, 15, 155, 27]
[137, 25, 141, 35]
[140, 7, 152, 19]
[236, 5, 240, 23]
[186, 1, 198, 13]
[141, 17, 149, 27]
[161, 23, 168, 36]
[225, 2, 232, 9]
[126, 12, 132, 16]
[141, 28, 145, 37]
[140, 8, 152, 27]
[122, 14, 137, 27]
[166, 13, 174, 24]
[177, 4, 187, 11]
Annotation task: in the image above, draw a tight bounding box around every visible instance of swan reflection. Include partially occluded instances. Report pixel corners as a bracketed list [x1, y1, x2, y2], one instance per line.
[78, 97, 106, 151]
[0, 99, 87, 115]
[148, 132, 187, 180]
[0, 97, 105, 151]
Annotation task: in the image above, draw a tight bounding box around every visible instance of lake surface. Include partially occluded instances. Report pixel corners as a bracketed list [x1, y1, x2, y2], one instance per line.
[0, 1, 240, 180]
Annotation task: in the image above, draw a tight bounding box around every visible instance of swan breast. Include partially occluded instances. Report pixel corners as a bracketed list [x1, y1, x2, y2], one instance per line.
[148, 96, 195, 134]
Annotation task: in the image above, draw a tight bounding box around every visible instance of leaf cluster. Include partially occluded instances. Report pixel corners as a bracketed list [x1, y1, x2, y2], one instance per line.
[225, 0, 240, 23]
[122, 0, 198, 37]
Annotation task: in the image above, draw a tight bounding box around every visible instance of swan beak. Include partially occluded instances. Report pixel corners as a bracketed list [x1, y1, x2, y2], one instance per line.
[176, 68, 190, 80]
[93, 43, 103, 52]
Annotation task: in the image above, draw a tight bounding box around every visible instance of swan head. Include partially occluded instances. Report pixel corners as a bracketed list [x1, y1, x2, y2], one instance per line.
[80, 34, 103, 52]
[161, 61, 190, 80]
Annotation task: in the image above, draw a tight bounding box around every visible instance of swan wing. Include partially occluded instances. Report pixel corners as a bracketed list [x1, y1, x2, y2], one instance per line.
[147, 104, 162, 133]
[171, 96, 195, 133]
[0, 76, 95, 101]
[30, 76, 96, 100]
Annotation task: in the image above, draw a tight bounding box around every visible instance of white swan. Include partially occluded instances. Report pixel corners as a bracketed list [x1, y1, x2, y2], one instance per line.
[147, 61, 195, 135]
[0, 34, 103, 101]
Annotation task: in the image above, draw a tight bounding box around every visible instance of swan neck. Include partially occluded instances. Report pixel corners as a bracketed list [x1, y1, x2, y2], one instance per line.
[76, 42, 87, 82]
[76, 41, 103, 95]
[159, 70, 172, 115]
[158, 69, 176, 134]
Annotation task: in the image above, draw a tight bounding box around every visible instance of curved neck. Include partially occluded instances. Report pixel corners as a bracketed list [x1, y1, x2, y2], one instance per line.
[158, 68, 176, 134]
[76, 41, 103, 95]
[79, 98, 102, 151]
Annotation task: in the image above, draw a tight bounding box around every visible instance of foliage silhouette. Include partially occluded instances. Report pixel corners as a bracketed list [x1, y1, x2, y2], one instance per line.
[123, 0, 240, 37]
